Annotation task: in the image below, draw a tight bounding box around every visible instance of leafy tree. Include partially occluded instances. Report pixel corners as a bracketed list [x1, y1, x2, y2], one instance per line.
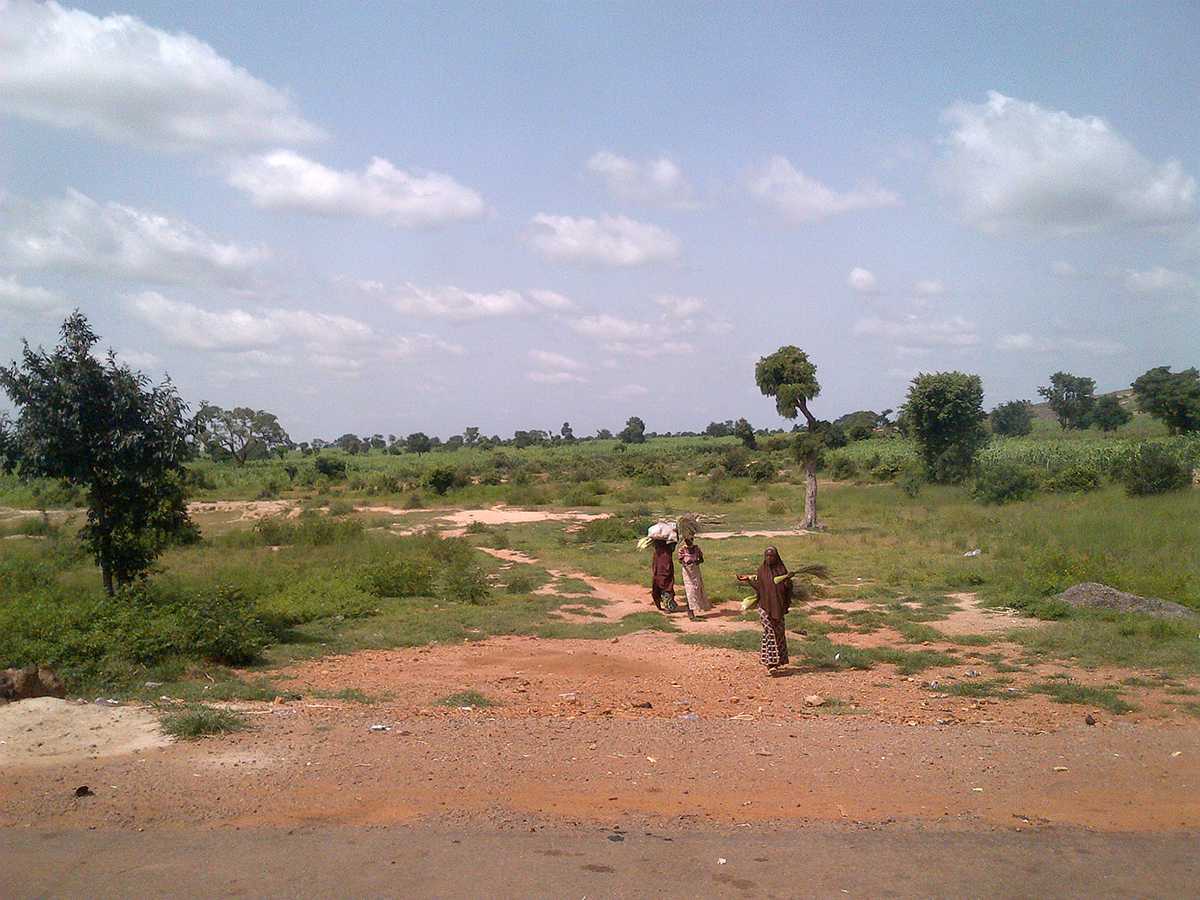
[335, 433, 363, 455]
[561, 421, 575, 443]
[596, 428, 614, 440]
[989, 400, 1033, 436]
[463, 426, 480, 445]
[0, 313, 198, 595]
[754, 346, 823, 528]
[1090, 395, 1133, 432]
[1038, 372, 1096, 430]
[426, 466, 457, 495]
[833, 410, 879, 441]
[369, 433, 387, 452]
[1131, 366, 1200, 434]
[406, 432, 432, 454]
[197, 404, 292, 464]
[705, 420, 734, 438]
[314, 456, 347, 479]
[618, 416, 646, 444]
[444, 434, 464, 450]
[903, 372, 987, 483]
[733, 417, 757, 449]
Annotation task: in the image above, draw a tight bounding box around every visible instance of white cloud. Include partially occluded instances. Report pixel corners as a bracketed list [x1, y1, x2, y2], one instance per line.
[528, 214, 681, 266]
[654, 294, 705, 317]
[228, 151, 485, 227]
[609, 383, 649, 400]
[112, 348, 162, 369]
[0, 0, 323, 151]
[570, 314, 652, 341]
[586, 151, 695, 208]
[914, 279, 945, 297]
[937, 91, 1196, 234]
[528, 349, 583, 371]
[1051, 260, 1078, 277]
[604, 340, 694, 358]
[1122, 266, 1198, 297]
[528, 289, 574, 310]
[0, 274, 68, 317]
[1, 189, 267, 285]
[569, 313, 693, 358]
[747, 155, 899, 223]
[995, 332, 1126, 355]
[853, 314, 979, 347]
[847, 267, 878, 294]
[528, 370, 585, 385]
[385, 283, 532, 320]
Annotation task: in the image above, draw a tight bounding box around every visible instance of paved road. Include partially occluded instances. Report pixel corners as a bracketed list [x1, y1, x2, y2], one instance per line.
[3, 824, 1197, 898]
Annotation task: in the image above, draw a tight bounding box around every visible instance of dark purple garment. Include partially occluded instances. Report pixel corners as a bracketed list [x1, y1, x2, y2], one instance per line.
[651, 539, 676, 600]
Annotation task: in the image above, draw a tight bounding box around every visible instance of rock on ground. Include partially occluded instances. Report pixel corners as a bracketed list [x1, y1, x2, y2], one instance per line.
[1058, 582, 1199, 620]
[0, 666, 65, 703]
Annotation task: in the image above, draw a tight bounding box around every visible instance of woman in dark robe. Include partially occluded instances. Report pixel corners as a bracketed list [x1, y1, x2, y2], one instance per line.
[650, 538, 678, 612]
[737, 546, 793, 674]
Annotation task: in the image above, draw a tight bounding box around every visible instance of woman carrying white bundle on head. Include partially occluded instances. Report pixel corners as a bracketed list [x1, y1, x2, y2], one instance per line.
[677, 535, 712, 621]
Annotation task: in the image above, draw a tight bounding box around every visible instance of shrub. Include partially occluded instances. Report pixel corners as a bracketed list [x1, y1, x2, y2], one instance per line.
[358, 558, 436, 598]
[161, 705, 249, 739]
[252, 515, 363, 546]
[314, 457, 347, 479]
[826, 456, 858, 481]
[573, 515, 649, 543]
[177, 585, 270, 664]
[634, 463, 671, 486]
[746, 459, 775, 484]
[505, 572, 540, 594]
[898, 462, 925, 498]
[869, 458, 905, 482]
[1121, 443, 1192, 496]
[403, 492, 425, 509]
[1044, 463, 1102, 494]
[426, 466, 457, 495]
[973, 461, 1039, 504]
[256, 574, 377, 634]
[439, 566, 491, 604]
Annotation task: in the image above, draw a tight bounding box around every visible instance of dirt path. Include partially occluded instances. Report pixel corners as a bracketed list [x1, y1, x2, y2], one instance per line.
[5, 824, 1197, 898]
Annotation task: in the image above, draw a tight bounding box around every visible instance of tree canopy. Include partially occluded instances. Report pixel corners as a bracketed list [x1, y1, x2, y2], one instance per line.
[989, 400, 1033, 437]
[1038, 371, 1096, 430]
[1090, 394, 1132, 432]
[619, 416, 647, 444]
[1132, 366, 1200, 434]
[197, 404, 292, 464]
[754, 345, 819, 425]
[0, 313, 198, 594]
[904, 371, 987, 483]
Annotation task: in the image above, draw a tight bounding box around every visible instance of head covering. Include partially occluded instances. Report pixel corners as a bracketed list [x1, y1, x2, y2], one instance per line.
[755, 546, 792, 619]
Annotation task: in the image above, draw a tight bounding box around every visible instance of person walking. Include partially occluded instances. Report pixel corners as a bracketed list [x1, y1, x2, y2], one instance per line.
[677, 536, 712, 621]
[650, 537, 679, 612]
[737, 546, 793, 675]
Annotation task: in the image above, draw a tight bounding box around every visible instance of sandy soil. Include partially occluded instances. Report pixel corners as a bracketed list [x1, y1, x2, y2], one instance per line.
[188, 500, 301, 520]
[0, 698, 167, 769]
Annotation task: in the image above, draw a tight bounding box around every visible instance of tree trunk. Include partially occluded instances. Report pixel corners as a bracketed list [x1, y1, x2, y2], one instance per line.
[802, 458, 819, 530]
[102, 562, 114, 597]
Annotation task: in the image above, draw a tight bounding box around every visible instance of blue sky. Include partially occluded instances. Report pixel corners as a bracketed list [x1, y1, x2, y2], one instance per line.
[1, 0, 1197, 440]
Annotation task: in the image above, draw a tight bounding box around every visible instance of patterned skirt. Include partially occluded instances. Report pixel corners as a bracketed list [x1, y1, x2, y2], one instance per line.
[759, 609, 788, 669]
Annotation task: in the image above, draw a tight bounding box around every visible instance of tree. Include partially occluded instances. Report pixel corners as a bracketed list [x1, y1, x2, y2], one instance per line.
[1132, 366, 1200, 434]
[560, 421, 575, 443]
[596, 428, 613, 440]
[833, 410, 879, 441]
[989, 400, 1033, 437]
[618, 416, 646, 444]
[196, 404, 292, 464]
[463, 426, 480, 446]
[0, 313, 197, 595]
[904, 372, 987, 483]
[406, 432, 432, 454]
[705, 420, 734, 437]
[733, 417, 757, 449]
[335, 433, 363, 455]
[1038, 372, 1096, 430]
[1090, 395, 1133, 432]
[369, 434, 387, 452]
[754, 346, 823, 528]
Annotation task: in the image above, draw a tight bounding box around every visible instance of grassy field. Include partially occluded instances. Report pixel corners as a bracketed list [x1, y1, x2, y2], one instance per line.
[2, 424, 1198, 696]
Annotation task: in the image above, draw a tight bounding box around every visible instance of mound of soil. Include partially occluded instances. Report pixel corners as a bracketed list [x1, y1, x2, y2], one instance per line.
[0, 697, 168, 769]
[1059, 582, 1199, 620]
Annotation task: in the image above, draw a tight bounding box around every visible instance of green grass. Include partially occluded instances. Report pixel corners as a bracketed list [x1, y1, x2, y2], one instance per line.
[932, 678, 1018, 699]
[552, 576, 595, 595]
[438, 690, 495, 708]
[1029, 681, 1135, 714]
[866, 647, 957, 674]
[160, 704, 249, 739]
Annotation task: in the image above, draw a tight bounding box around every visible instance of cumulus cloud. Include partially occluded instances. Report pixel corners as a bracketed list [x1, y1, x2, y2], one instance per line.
[528, 289, 574, 310]
[914, 279, 945, 297]
[569, 313, 692, 358]
[0, 274, 68, 317]
[126, 291, 457, 378]
[228, 151, 485, 227]
[937, 91, 1196, 234]
[609, 383, 649, 400]
[747, 156, 899, 223]
[852, 314, 979, 347]
[654, 294, 705, 317]
[0, 0, 324, 151]
[112, 348, 162, 370]
[847, 267, 878, 294]
[528, 214, 681, 266]
[529, 349, 583, 371]
[1, 189, 267, 285]
[528, 370, 585, 385]
[995, 332, 1126, 355]
[385, 283, 533, 320]
[586, 151, 695, 208]
[1122, 266, 1198, 297]
[1051, 260, 1079, 277]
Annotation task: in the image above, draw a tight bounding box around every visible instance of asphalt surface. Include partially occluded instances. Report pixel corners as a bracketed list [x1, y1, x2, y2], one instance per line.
[3, 824, 1198, 898]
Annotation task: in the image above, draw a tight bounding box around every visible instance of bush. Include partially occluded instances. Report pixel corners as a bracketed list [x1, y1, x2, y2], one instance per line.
[573, 515, 649, 543]
[1044, 463, 1102, 494]
[177, 585, 270, 664]
[898, 463, 925, 498]
[161, 705, 249, 740]
[826, 456, 858, 481]
[252, 515, 363, 546]
[869, 458, 905, 482]
[256, 574, 377, 635]
[973, 462, 1039, 504]
[426, 466, 457, 495]
[439, 565, 491, 604]
[403, 492, 425, 509]
[314, 457, 347, 479]
[358, 557, 436, 598]
[746, 459, 775, 484]
[1122, 443, 1192, 496]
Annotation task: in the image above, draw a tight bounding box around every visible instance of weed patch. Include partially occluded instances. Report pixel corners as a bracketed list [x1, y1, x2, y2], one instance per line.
[161, 704, 249, 739]
[1029, 681, 1135, 714]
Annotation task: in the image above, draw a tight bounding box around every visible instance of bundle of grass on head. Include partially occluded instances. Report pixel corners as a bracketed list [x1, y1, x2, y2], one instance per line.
[741, 563, 830, 611]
